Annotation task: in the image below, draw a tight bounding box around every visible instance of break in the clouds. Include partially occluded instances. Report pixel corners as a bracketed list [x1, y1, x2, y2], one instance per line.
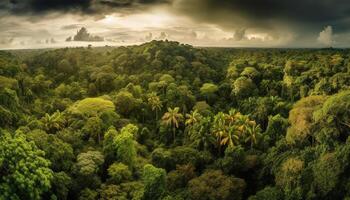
[1, 0, 350, 49]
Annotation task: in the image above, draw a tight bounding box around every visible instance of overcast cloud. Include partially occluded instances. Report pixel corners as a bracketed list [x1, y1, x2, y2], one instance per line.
[1, 0, 350, 49]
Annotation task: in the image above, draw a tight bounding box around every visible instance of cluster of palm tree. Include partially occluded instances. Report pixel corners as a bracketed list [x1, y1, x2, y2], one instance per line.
[186, 111, 215, 151]
[210, 109, 262, 151]
[161, 107, 262, 150]
[41, 110, 66, 134]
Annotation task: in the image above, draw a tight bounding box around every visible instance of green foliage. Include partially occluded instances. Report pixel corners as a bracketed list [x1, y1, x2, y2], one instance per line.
[151, 146, 212, 171]
[264, 114, 289, 145]
[68, 97, 115, 117]
[151, 147, 175, 171]
[55, 82, 86, 100]
[248, 186, 284, 200]
[0, 105, 16, 127]
[226, 65, 240, 79]
[57, 59, 73, 74]
[171, 146, 208, 168]
[99, 182, 144, 200]
[82, 116, 103, 143]
[0, 131, 53, 200]
[50, 172, 72, 200]
[107, 162, 132, 184]
[0, 88, 19, 110]
[218, 146, 248, 174]
[187, 115, 215, 151]
[284, 60, 307, 76]
[100, 110, 120, 129]
[143, 164, 167, 200]
[113, 90, 142, 116]
[76, 151, 104, 176]
[79, 188, 98, 200]
[0, 75, 18, 89]
[41, 110, 66, 134]
[114, 124, 138, 167]
[200, 83, 218, 95]
[103, 126, 119, 162]
[232, 76, 257, 98]
[159, 74, 175, 83]
[313, 153, 342, 196]
[2, 41, 350, 199]
[200, 83, 218, 103]
[188, 170, 246, 200]
[193, 101, 211, 116]
[286, 95, 327, 145]
[313, 90, 350, 143]
[27, 130, 74, 172]
[167, 164, 196, 191]
[241, 66, 261, 82]
[275, 158, 304, 191]
[0, 52, 21, 77]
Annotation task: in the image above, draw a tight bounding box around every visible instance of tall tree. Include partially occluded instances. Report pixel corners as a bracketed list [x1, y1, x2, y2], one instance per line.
[147, 92, 163, 120]
[185, 109, 203, 145]
[162, 107, 184, 144]
[212, 112, 227, 153]
[244, 123, 262, 149]
[113, 124, 138, 167]
[189, 116, 216, 151]
[185, 109, 202, 127]
[220, 125, 240, 148]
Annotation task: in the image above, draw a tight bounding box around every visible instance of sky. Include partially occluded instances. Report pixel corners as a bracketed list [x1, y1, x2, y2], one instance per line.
[1, 0, 350, 49]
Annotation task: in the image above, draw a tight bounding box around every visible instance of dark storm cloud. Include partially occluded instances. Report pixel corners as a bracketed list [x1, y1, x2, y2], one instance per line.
[189, 0, 345, 22]
[3, 0, 349, 33]
[4, 0, 89, 13]
[171, 0, 350, 32]
[1, 0, 169, 15]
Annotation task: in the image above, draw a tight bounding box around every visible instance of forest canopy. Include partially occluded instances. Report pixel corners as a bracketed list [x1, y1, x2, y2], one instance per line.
[0, 40, 350, 199]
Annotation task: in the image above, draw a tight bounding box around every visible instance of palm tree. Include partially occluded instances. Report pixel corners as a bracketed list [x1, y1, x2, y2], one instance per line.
[185, 110, 202, 126]
[162, 107, 184, 144]
[269, 96, 280, 104]
[225, 109, 239, 126]
[212, 112, 227, 153]
[213, 110, 247, 151]
[185, 110, 202, 144]
[148, 92, 162, 120]
[41, 110, 66, 134]
[235, 114, 255, 133]
[244, 124, 262, 149]
[220, 126, 239, 148]
[189, 117, 216, 151]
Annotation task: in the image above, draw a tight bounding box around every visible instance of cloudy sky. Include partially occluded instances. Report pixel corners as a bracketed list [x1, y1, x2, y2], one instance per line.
[1, 0, 350, 49]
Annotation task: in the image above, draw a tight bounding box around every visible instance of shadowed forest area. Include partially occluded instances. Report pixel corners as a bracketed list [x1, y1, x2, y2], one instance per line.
[1, 41, 350, 200]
